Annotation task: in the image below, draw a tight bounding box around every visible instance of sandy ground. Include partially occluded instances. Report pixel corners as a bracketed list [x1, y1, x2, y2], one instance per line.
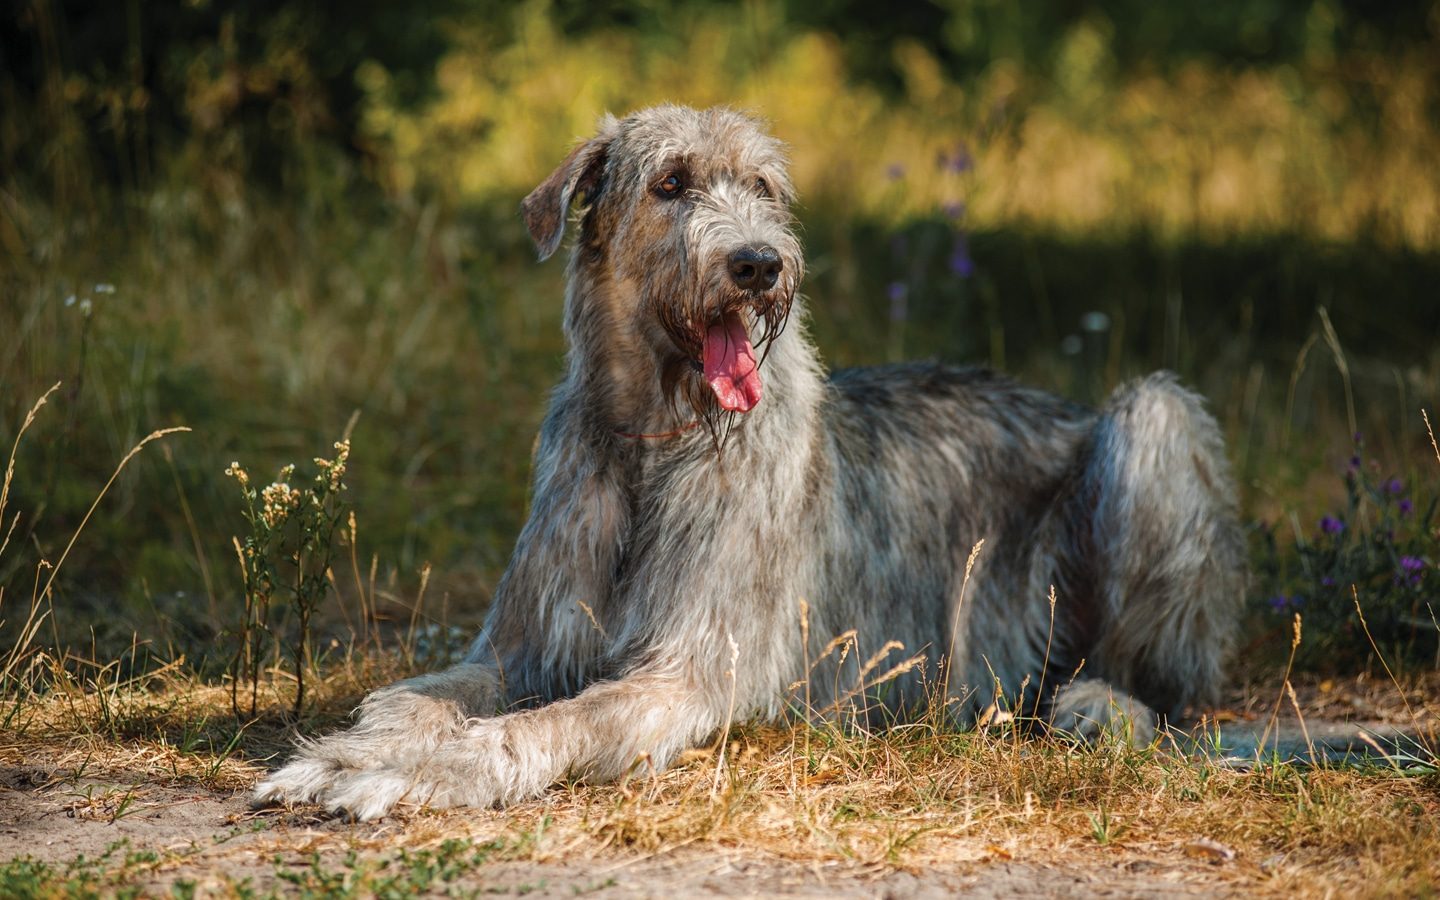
[0, 713, 1428, 897]
[0, 781, 1248, 898]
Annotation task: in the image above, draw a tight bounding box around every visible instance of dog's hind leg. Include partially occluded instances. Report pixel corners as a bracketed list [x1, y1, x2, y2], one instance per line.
[1074, 372, 1246, 727]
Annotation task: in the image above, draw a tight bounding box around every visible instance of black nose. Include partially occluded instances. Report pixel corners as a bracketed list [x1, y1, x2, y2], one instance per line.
[728, 246, 783, 291]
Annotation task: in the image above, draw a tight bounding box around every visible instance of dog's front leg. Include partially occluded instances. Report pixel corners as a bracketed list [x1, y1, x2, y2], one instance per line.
[255, 427, 630, 810]
[252, 662, 507, 806]
[318, 664, 721, 819]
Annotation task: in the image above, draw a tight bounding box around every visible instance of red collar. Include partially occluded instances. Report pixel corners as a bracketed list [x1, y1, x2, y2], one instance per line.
[613, 420, 701, 440]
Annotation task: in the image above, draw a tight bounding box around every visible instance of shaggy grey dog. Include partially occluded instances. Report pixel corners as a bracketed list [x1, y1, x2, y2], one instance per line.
[254, 105, 1246, 820]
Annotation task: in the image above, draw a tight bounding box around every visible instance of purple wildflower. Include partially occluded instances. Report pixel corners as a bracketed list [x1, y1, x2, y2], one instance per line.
[1320, 576, 1336, 588]
[1319, 515, 1345, 536]
[1269, 594, 1305, 612]
[949, 236, 974, 278]
[1348, 455, 1361, 472]
[940, 145, 974, 173]
[942, 201, 966, 221]
[1386, 478, 1404, 495]
[1399, 498, 1414, 517]
[887, 282, 909, 322]
[1399, 556, 1425, 587]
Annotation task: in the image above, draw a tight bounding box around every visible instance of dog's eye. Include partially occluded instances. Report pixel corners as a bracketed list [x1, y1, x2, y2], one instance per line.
[756, 177, 770, 197]
[657, 174, 684, 197]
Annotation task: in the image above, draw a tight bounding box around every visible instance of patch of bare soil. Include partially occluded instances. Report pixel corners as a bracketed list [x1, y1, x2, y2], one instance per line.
[2, 673, 1434, 898]
[0, 780, 1247, 898]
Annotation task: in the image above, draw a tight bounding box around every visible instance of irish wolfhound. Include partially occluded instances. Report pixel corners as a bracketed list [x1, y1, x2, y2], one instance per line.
[255, 105, 1245, 819]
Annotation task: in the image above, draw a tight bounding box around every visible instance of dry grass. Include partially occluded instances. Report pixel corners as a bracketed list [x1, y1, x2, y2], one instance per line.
[2, 657, 1437, 897]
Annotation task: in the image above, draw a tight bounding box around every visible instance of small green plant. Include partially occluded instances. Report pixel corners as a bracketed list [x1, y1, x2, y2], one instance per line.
[0, 858, 73, 898]
[573, 878, 619, 895]
[1087, 806, 1124, 845]
[226, 439, 351, 719]
[373, 838, 502, 895]
[0, 840, 164, 899]
[274, 850, 359, 897]
[266, 839, 506, 898]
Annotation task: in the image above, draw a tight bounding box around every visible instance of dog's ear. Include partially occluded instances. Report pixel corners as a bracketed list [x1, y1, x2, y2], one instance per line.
[521, 119, 616, 261]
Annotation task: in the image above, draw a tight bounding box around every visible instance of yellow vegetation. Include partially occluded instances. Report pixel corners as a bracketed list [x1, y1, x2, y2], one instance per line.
[358, 3, 1440, 247]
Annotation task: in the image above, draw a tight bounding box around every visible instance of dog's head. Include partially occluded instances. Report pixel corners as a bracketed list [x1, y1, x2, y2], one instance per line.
[522, 105, 803, 422]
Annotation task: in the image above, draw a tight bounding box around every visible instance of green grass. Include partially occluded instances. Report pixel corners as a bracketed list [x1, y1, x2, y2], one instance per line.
[4, 198, 1438, 673]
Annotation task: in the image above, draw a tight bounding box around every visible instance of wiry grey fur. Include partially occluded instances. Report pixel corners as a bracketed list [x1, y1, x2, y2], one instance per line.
[254, 106, 1246, 820]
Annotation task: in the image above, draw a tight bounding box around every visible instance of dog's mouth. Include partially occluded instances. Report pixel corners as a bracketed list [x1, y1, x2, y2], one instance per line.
[656, 282, 793, 424]
[702, 311, 762, 412]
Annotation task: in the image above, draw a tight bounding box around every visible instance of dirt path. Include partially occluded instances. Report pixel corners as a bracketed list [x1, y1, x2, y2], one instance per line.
[1, 715, 1431, 897]
[1, 782, 1243, 898]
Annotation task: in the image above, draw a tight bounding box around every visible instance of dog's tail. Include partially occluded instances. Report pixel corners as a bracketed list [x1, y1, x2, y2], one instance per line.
[1083, 373, 1247, 719]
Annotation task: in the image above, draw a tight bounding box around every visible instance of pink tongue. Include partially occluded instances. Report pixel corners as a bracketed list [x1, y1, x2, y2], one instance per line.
[703, 312, 763, 412]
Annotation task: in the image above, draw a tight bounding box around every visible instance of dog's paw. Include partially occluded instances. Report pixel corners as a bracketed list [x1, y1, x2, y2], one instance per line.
[254, 757, 441, 820]
[252, 756, 344, 808]
[321, 768, 425, 821]
[1049, 679, 1157, 746]
[319, 763, 498, 820]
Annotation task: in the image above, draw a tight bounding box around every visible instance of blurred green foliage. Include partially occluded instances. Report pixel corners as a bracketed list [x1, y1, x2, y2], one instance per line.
[2, 0, 1438, 674]
[6, 0, 1436, 184]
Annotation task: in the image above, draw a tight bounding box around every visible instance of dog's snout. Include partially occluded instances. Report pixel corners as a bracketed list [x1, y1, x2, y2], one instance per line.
[727, 246, 783, 292]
